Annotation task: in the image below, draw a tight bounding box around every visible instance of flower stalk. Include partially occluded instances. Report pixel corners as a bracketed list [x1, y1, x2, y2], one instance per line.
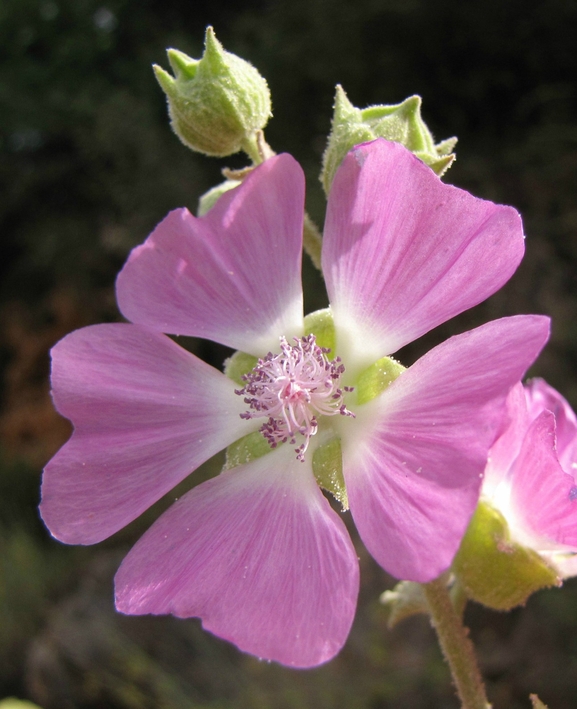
[422, 577, 491, 709]
[303, 213, 323, 270]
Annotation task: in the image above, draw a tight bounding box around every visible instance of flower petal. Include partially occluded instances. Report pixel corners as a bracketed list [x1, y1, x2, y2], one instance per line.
[552, 552, 577, 579]
[525, 378, 577, 471]
[116, 154, 305, 356]
[40, 324, 253, 545]
[510, 411, 577, 549]
[483, 382, 531, 499]
[323, 139, 525, 366]
[115, 444, 359, 668]
[341, 315, 550, 582]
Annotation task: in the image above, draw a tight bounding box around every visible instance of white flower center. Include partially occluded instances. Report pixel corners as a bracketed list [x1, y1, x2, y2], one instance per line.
[236, 334, 355, 461]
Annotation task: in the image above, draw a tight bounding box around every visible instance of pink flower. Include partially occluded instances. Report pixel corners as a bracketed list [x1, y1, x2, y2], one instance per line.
[483, 378, 577, 576]
[40, 139, 549, 667]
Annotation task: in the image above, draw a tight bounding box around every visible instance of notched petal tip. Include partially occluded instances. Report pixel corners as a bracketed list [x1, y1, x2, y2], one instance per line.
[40, 323, 250, 545]
[116, 155, 305, 355]
[324, 139, 528, 363]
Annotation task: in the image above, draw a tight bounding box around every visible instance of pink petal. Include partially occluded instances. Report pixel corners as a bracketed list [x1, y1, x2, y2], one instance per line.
[116, 154, 305, 356]
[341, 315, 550, 582]
[525, 378, 577, 471]
[510, 411, 577, 549]
[553, 553, 577, 579]
[323, 139, 525, 366]
[483, 382, 531, 498]
[115, 445, 359, 668]
[40, 324, 253, 545]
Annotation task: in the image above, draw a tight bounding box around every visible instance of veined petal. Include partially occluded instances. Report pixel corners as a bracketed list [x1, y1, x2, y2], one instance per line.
[115, 444, 359, 668]
[116, 154, 305, 356]
[341, 315, 550, 582]
[323, 139, 525, 366]
[510, 411, 577, 549]
[526, 378, 577, 471]
[483, 382, 531, 499]
[40, 324, 254, 545]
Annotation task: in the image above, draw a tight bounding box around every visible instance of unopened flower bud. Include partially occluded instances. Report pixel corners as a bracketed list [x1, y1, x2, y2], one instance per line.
[153, 27, 272, 158]
[321, 85, 457, 193]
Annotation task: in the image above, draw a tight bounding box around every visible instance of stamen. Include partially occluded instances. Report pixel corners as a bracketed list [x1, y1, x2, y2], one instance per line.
[236, 335, 355, 461]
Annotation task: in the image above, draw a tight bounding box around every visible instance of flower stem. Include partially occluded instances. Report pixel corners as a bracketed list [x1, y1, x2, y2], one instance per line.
[422, 577, 491, 709]
[241, 132, 263, 164]
[303, 213, 323, 270]
[239, 131, 323, 270]
[241, 130, 276, 165]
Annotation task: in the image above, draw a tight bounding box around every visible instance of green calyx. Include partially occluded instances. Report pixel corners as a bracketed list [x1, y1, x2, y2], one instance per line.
[321, 85, 457, 194]
[312, 436, 348, 509]
[355, 355, 405, 405]
[223, 430, 272, 470]
[453, 501, 561, 611]
[223, 349, 258, 386]
[303, 308, 336, 354]
[154, 27, 271, 158]
[197, 179, 241, 216]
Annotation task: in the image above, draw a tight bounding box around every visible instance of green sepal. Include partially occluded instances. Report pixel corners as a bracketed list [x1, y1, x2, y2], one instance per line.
[223, 350, 273, 469]
[414, 151, 455, 177]
[223, 431, 273, 470]
[303, 308, 405, 403]
[434, 136, 458, 156]
[223, 350, 258, 386]
[321, 85, 457, 194]
[321, 86, 375, 195]
[355, 356, 405, 405]
[303, 311, 349, 505]
[453, 502, 561, 611]
[198, 179, 241, 216]
[361, 95, 435, 152]
[303, 308, 336, 355]
[380, 580, 429, 628]
[154, 27, 271, 157]
[312, 437, 348, 509]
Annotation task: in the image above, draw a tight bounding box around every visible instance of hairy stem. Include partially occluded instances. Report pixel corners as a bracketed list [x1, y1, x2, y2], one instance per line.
[303, 213, 323, 270]
[423, 577, 491, 709]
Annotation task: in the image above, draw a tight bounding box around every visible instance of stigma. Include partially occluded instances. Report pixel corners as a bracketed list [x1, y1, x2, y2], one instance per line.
[236, 335, 355, 461]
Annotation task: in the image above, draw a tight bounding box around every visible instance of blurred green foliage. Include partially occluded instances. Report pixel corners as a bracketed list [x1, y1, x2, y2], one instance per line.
[2, 0, 577, 707]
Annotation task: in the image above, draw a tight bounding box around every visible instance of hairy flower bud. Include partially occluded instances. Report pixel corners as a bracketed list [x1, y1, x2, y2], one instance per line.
[154, 27, 272, 157]
[321, 85, 457, 193]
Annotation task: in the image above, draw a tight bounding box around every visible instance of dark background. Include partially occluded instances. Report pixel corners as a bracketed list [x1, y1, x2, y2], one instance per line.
[2, 0, 577, 707]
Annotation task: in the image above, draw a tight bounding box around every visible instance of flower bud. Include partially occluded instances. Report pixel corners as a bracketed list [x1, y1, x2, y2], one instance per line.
[153, 27, 272, 157]
[321, 85, 457, 193]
